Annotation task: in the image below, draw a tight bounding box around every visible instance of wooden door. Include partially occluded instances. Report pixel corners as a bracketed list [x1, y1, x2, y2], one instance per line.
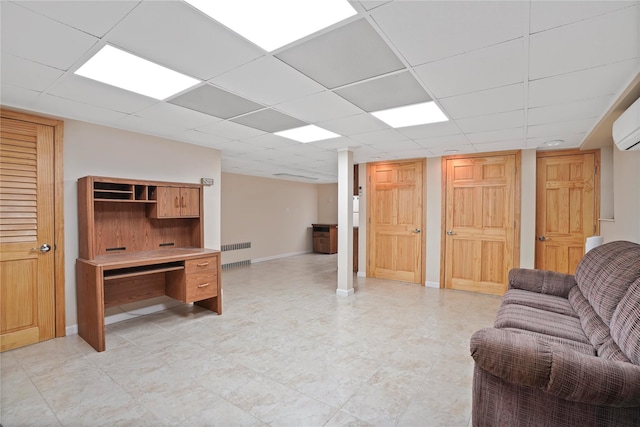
[443, 153, 519, 296]
[1, 117, 56, 351]
[180, 187, 200, 217]
[368, 159, 424, 284]
[536, 151, 598, 275]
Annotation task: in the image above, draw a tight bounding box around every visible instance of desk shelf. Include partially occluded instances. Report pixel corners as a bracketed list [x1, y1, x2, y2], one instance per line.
[103, 264, 184, 281]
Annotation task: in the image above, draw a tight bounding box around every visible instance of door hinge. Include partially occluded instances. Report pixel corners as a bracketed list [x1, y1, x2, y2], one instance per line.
[595, 166, 598, 175]
[594, 224, 597, 234]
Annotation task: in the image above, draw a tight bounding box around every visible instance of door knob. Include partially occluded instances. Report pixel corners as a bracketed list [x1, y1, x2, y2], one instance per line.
[446, 230, 456, 236]
[31, 243, 51, 253]
[413, 228, 422, 233]
[538, 236, 548, 241]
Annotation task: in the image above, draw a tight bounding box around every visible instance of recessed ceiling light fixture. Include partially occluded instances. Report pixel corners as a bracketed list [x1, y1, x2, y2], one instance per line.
[275, 125, 340, 143]
[75, 45, 200, 100]
[184, 0, 356, 51]
[372, 101, 449, 128]
[544, 139, 564, 147]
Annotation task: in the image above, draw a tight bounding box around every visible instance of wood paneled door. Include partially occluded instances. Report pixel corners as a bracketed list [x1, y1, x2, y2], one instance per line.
[442, 152, 520, 296]
[0, 110, 64, 352]
[367, 159, 425, 284]
[536, 150, 599, 275]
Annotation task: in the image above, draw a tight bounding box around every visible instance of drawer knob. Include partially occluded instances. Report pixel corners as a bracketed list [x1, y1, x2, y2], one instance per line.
[197, 262, 210, 267]
[197, 282, 210, 288]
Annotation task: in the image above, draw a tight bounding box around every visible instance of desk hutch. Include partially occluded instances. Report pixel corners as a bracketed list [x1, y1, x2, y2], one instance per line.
[75, 176, 221, 352]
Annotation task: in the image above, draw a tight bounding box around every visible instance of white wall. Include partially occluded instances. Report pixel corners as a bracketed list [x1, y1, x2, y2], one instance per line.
[317, 183, 338, 224]
[425, 157, 442, 286]
[600, 148, 640, 243]
[64, 120, 221, 329]
[220, 173, 318, 262]
[520, 149, 537, 269]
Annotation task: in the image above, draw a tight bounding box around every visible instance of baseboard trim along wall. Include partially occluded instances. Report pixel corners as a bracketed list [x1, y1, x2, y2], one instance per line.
[252, 250, 311, 264]
[425, 281, 440, 289]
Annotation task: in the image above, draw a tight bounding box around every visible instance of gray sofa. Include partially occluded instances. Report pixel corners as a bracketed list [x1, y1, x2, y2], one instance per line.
[470, 240, 640, 426]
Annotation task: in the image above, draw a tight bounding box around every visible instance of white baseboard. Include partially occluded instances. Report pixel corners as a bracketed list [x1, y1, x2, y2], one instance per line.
[66, 324, 78, 335]
[357, 272, 366, 277]
[336, 288, 355, 297]
[251, 250, 311, 264]
[425, 281, 440, 289]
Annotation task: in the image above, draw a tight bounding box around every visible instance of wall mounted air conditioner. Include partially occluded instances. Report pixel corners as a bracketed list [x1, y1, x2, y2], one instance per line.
[612, 96, 640, 151]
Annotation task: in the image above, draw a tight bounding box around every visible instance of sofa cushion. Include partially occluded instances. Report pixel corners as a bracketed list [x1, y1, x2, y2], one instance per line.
[574, 241, 640, 325]
[599, 336, 632, 363]
[610, 277, 640, 364]
[495, 303, 590, 344]
[569, 286, 611, 350]
[502, 289, 578, 318]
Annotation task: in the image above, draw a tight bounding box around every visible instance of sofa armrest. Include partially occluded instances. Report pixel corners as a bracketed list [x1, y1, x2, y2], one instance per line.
[508, 268, 576, 298]
[470, 328, 640, 407]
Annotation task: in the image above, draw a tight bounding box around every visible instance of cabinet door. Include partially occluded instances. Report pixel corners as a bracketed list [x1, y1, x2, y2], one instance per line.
[180, 187, 200, 217]
[156, 187, 182, 218]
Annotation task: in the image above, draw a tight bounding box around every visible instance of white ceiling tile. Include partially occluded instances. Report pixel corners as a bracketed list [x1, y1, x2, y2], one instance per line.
[527, 133, 586, 148]
[528, 59, 640, 107]
[18, 1, 139, 38]
[274, 91, 363, 123]
[307, 136, 361, 150]
[216, 139, 264, 155]
[439, 84, 524, 119]
[1, 2, 98, 70]
[348, 129, 410, 145]
[276, 19, 404, 89]
[530, 1, 636, 34]
[415, 39, 524, 98]
[243, 133, 300, 150]
[367, 139, 422, 152]
[211, 56, 324, 106]
[172, 130, 230, 148]
[372, 1, 526, 65]
[392, 148, 433, 159]
[196, 120, 266, 140]
[114, 114, 186, 137]
[133, 103, 223, 130]
[466, 127, 525, 144]
[0, 85, 42, 108]
[1, 53, 64, 92]
[456, 110, 525, 133]
[31, 94, 128, 124]
[528, 96, 614, 126]
[428, 145, 477, 156]
[354, 1, 393, 12]
[473, 140, 527, 153]
[107, 1, 263, 80]
[529, 7, 639, 80]
[48, 74, 156, 114]
[318, 114, 388, 136]
[414, 134, 473, 149]
[527, 118, 596, 139]
[397, 121, 462, 139]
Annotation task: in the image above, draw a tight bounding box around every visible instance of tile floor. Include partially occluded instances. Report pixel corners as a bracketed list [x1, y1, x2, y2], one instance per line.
[1, 253, 502, 427]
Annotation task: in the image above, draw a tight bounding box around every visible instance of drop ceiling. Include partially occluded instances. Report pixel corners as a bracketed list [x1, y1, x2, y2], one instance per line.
[1, 0, 639, 183]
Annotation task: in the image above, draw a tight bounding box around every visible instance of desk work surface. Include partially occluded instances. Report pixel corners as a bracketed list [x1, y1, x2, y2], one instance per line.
[81, 247, 221, 268]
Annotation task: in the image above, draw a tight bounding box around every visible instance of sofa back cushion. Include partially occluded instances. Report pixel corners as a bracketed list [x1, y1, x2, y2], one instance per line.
[574, 241, 640, 325]
[609, 277, 640, 364]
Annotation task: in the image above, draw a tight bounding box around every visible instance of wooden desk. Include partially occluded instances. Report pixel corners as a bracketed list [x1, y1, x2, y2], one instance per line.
[76, 248, 221, 352]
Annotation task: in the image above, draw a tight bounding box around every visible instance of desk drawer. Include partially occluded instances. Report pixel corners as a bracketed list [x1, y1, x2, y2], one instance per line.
[313, 231, 330, 238]
[185, 270, 217, 302]
[186, 256, 217, 274]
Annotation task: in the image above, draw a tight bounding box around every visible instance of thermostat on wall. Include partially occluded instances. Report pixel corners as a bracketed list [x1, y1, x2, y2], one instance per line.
[201, 178, 214, 186]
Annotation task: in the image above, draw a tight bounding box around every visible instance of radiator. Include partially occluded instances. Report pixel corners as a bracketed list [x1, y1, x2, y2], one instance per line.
[221, 242, 252, 269]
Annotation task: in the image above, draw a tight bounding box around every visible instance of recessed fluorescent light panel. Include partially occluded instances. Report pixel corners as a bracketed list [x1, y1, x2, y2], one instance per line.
[184, 0, 356, 51]
[75, 45, 200, 100]
[371, 101, 449, 128]
[275, 125, 340, 143]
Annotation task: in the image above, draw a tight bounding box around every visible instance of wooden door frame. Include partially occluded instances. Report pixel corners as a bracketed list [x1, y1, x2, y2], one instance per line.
[1, 109, 65, 337]
[536, 149, 601, 236]
[439, 150, 521, 289]
[366, 158, 426, 285]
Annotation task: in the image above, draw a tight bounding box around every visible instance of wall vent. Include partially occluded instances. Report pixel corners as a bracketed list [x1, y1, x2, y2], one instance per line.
[222, 260, 251, 269]
[221, 242, 252, 269]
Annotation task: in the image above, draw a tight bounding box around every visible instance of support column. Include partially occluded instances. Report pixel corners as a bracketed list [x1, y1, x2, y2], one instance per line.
[337, 148, 354, 296]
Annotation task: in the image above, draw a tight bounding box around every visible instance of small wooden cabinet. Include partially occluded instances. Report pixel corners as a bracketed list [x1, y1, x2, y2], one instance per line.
[312, 224, 338, 254]
[76, 176, 221, 352]
[150, 186, 200, 218]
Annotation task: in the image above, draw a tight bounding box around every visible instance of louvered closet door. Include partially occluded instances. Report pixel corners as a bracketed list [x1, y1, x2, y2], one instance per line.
[0, 118, 55, 352]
